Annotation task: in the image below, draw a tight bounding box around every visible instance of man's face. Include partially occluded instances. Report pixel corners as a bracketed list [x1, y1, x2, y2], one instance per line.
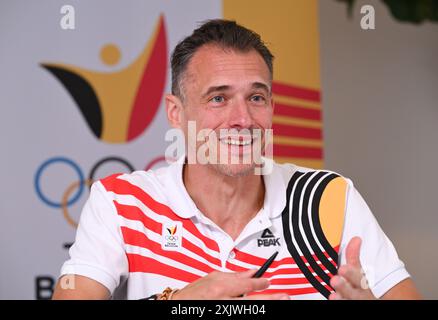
[178, 44, 273, 177]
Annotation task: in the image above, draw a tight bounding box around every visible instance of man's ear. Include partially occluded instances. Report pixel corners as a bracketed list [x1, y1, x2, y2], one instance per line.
[165, 94, 184, 128]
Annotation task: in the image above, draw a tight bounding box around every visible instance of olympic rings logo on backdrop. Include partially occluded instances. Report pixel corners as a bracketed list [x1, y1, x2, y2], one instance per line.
[34, 155, 170, 228]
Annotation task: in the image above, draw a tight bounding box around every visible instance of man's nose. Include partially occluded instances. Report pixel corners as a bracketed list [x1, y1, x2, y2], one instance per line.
[228, 99, 254, 129]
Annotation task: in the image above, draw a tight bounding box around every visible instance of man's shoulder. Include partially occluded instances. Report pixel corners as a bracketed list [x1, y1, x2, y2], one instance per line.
[272, 161, 351, 183]
[96, 164, 176, 201]
[270, 161, 355, 198]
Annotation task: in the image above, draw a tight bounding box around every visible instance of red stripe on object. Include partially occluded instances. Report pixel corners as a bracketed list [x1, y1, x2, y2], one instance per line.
[273, 144, 323, 159]
[100, 176, 220, 253]
[232, 249, 297, 268]
[272, 82, 321, 102]
[122, 227, 216, 274]
[269, 276, 325, 286]
[252, 284, 333, 297]
[225, 262, 248, 272]
[263, 268, 304, 278]
[225, 262, 304, 277]
[302, 252, 334, 264]
[272, 123, 322, 139]
[99, 173, 123, 185]
[269, 277, 309, 285]
[232, 248, 274, 266]
[113, 201, 222, 267]
[269, 256, 295, 268]
[113, 201, 161, 234]
[274, 103, 321, 121]
[249, 287, 320, 296]
[231, 249, 331, 273]
[127, 253, 201, 283]
[181, 237, 221, 267]
[265, 267, 329, 281]
[128, 15, 167, 141]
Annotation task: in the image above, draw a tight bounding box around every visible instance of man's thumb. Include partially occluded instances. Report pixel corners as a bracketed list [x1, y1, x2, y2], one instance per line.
[346, 236, 362, 267]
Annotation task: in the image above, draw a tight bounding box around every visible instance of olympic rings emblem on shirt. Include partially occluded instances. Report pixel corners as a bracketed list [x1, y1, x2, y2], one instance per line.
[165, 235, 179, 242]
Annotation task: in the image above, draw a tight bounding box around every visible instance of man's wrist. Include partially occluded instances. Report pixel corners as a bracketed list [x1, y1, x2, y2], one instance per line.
[157, 287, 180, 300]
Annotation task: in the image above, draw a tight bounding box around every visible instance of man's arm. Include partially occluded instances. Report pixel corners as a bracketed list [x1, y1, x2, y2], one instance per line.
[381, 278, 421, 299]
[52, 275, 110, 300]
[53, 182, 129, 299]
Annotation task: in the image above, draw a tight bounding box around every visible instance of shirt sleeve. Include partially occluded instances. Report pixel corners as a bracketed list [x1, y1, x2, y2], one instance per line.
[338, 179, 410, 298]
[60, 181, 128, 294]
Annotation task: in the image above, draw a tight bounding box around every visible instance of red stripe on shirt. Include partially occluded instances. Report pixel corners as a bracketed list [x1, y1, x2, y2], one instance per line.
[263, 267, 307, 278]
[250, 287, 321, 297]
[252, 284, 333, 297]
[113, 201, 221, 267]
[100, 173, 124, 185]
[121, 226, 217, 274]
[269, 276, 325, 286]
[127, 253, 201, 283]
[113, 201, 162, 234]
[225, 261, 326, 282]
[182, 237, 221, 267]
[100, 176, 220, 253]
[233, 248, 334, 272]
[225, 260, 303, 276]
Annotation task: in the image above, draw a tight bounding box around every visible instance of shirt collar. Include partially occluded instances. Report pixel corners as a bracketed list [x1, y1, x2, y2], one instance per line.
[261, 158, 287, 219]
[164, 156, 198, 219]
[163, 156, 287, 220]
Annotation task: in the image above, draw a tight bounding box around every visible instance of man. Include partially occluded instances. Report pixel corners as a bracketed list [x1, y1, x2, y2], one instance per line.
[53, 19, 420, 300]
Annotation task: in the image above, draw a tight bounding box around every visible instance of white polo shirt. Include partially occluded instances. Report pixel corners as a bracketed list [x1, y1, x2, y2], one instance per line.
[60, 158, 410, 299]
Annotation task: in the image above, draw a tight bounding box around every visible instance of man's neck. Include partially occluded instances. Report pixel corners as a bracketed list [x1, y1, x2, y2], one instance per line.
[183, 163, 265, 240]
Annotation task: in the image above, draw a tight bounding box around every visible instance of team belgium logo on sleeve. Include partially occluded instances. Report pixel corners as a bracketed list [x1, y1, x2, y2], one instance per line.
[40, 15, 167, 144]
[281, 170, 347, 299]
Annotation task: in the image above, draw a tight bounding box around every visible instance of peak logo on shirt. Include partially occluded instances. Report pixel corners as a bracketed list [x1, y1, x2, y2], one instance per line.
[257, 229, 281, 247]
[162, 221, 182, 251]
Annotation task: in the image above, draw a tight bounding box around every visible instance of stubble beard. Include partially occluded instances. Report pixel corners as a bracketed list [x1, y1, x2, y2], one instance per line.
[211, 161, 257, 177]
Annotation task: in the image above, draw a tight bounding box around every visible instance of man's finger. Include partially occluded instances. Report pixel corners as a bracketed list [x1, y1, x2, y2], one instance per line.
[228, 278, 270, 297]
[338, 264, 364, 289]
[330, 275, 357, 299]
[242, 293, 290, 300]
[250, 278, 271, 292]
[345, 236, 362, 268]
[328, 292, 344, 300]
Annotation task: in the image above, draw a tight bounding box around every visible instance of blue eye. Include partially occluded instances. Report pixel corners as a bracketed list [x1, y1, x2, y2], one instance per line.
[211, 96, 225, 103]
[251, 95, 266, 103]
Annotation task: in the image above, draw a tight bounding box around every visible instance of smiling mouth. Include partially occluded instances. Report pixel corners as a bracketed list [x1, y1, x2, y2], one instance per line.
[220, 137, 254, 146]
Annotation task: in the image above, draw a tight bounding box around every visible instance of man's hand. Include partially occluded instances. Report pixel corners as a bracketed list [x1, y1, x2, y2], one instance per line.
[172, 269, 290, 300]
[329, 237, 376, 300]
